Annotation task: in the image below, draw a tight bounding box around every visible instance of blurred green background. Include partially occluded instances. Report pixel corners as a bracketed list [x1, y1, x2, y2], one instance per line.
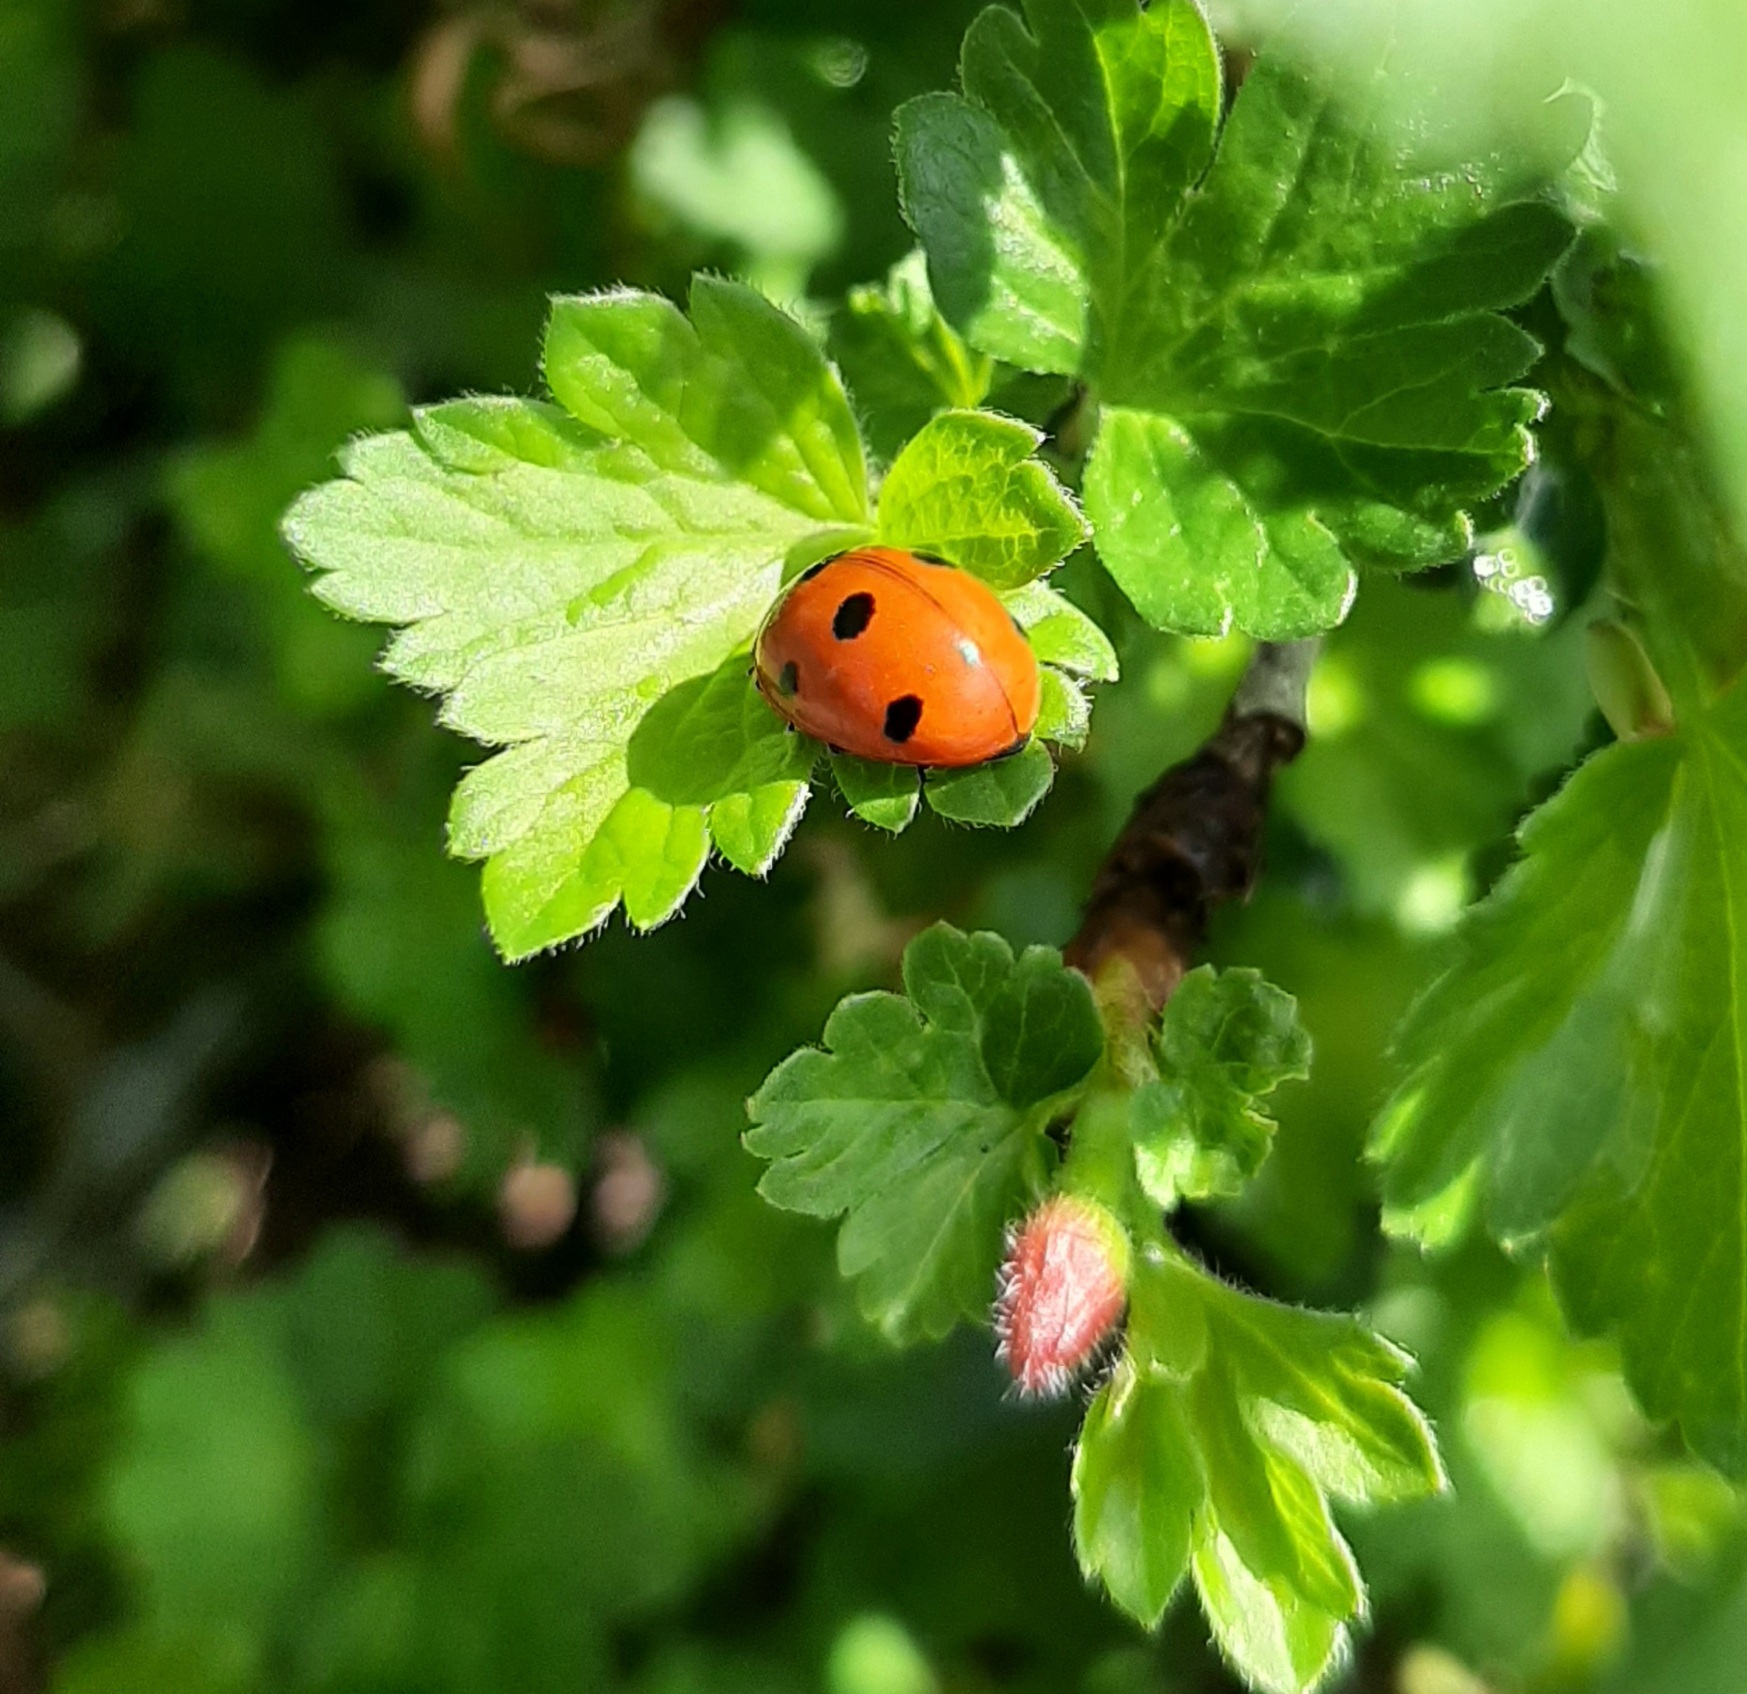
[2, 1, 1746, 1691]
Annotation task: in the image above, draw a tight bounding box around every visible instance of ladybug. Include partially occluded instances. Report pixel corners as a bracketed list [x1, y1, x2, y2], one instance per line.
[753, 547, 1041, 767]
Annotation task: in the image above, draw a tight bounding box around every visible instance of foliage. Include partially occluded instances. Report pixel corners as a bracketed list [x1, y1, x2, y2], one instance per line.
[1129, 966, 1312, 1207]
[6, 3, 1747, 1694]
[895, 0, 1576, 638]
[748, 924, 1104, 1339]
[284, 284, 1090, 955]
[1075, 1252, 1441, 1693]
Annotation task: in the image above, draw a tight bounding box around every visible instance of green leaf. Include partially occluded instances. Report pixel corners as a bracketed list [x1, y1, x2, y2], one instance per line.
[896, 0, 1577, 637]
[829, 249, 993, 463]
[1036, 666, 1090, 749]
[628, 93, 843, 296]
[1073, 1249, 1443, 1689]
[283, 278, 867, 959]
[745, 923, 1103, 1340]
[543, 278, 869, 528]
[831, 753, 922, 834]
[1004, 577, 1120, 681]
[924, 740, 1055, 825]
[626, 653, 818, 874]
[1373, 680, 1747, 1472]
[1073, 1356, 1201, 1625]
[896, 0, 1221, 376]
[106, 1303, 322, 1640]
[1131, 967, 1312, 1207]
[874, 409, 1087, 588]
[1085, 406, 1358, 640]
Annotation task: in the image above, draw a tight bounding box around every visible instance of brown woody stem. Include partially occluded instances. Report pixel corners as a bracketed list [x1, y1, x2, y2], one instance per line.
[1063, 638, 1320, 1015]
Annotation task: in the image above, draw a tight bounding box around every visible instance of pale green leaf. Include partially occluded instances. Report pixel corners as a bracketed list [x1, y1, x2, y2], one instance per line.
[1004, 577, 1120, 681]
[1036, 666, 1090, 749]
[1072, 1358, 1200, 1626]
[874, 409, 1087, 587]
[283, 278, 864, 958]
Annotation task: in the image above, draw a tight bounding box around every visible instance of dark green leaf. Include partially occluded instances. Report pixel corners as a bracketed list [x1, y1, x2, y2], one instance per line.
[745, 924, 1102, 1339]
[897, 0, 1577, 636]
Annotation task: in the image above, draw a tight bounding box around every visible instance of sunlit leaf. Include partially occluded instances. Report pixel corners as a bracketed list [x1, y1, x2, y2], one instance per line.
[896, 0, 1577, 637]
[1074, 1249, 1443, 1690]
[285, 278, 866, 958]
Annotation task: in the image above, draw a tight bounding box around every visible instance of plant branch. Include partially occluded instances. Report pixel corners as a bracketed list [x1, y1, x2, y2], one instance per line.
[1063, 638, 1319, 1013]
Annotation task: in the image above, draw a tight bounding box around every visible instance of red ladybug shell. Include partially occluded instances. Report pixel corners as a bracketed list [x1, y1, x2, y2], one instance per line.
[753, 547, 1041, 767]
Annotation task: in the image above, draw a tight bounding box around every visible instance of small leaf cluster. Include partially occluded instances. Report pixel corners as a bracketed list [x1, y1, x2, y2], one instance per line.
[1130, 966, 1312, 1207]
[285, 279, 1101, 958]
[281, 0, 1577, 962]
[747, 927, 1443, 1690]
[1076, 1254, 1442, 1694]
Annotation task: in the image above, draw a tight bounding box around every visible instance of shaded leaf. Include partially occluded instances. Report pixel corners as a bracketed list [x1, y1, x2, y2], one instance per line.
[1131, 967, 1312, 1207]
[829, 249, 993, 463]
[745, 924, 1102, 1340]
[1374, 680, 1747, 1473]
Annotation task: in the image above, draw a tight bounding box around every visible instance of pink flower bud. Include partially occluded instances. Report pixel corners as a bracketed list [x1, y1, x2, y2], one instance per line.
[994, 1195, 1130, 1397]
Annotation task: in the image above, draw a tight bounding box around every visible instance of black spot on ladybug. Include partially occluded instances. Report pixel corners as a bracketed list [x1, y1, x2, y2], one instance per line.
[912, 550, 950, 566]
[833, 592, 876, 640]
[776, 660, 799, 697]
[883, 694, 924, 743]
